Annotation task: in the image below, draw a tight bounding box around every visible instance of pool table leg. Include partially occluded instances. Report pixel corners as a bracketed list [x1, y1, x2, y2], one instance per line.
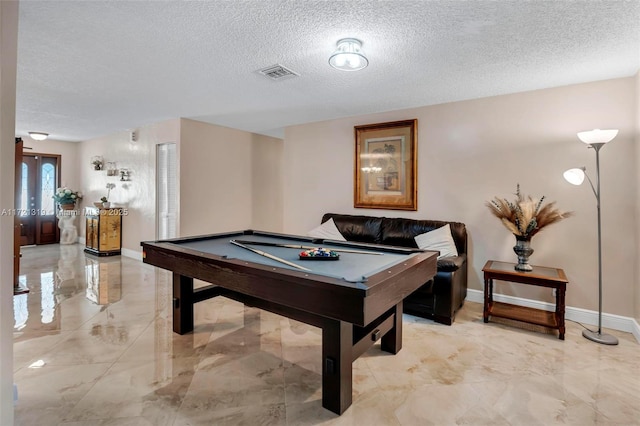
[381, 301, 402, 354]
[173, 273, 194, 334]
[322, 319, 352, 415]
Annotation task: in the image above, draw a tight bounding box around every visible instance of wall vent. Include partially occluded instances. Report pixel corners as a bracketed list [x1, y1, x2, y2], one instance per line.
[258, 64, 299, 81]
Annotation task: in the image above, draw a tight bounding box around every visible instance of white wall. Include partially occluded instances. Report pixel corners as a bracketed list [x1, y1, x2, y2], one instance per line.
[78, 119, 180, 255]
[0, 1, 18, 423]
[284, 77, 637, 318]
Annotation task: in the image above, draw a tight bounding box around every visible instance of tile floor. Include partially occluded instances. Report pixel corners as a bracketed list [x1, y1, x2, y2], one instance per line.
[12, 244, 640, 425]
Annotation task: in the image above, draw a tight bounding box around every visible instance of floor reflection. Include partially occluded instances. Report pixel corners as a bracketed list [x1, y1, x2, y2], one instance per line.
[13, 243, 124, 336]
[13, 271, 60, 335]
[13, 288, 28, 331]
[55, 244, 83, 302]
[85, 256, 122, 305]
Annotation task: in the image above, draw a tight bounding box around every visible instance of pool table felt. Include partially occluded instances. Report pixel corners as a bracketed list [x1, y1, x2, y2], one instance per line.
[175, 234, 416, 283]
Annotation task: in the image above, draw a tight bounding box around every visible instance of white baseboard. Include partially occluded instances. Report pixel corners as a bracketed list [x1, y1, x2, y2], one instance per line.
[77, 237, 142, 261]
[466, 289, 640, 344]
[78, 237, 142, 262]
[121, 247, 143, 261]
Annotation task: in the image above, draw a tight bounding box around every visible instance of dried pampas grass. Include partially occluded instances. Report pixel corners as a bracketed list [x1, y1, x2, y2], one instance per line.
[487, 184, 573, 239]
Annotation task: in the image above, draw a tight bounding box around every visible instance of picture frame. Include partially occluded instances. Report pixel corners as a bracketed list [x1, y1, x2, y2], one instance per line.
[354, 119, 417, 210]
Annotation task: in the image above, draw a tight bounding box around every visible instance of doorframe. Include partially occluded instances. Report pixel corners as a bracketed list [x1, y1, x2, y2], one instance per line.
[14, 138, 27, 292]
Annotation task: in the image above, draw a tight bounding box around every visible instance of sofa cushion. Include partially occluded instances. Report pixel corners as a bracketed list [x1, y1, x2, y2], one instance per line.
[321, 213, 383, 244]
[380, 218, 467, 255]
[414, 224, 458, 259]
[308, 218, 346, 241]
[379, 217, 427, 247]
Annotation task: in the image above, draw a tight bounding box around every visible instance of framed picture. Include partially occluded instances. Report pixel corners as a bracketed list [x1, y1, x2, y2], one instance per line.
[354, 119, 417, 210]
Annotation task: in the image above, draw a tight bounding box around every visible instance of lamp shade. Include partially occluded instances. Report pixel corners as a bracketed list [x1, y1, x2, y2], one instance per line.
[577, 129, 618, 145]
[28, 132, 48, 141]
[329, 38, 368, 71]
[563, 168, 586, 185]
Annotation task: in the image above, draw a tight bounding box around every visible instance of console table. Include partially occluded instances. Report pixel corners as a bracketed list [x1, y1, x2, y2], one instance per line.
[482, 260, 568, 340]
[85, 207, 123, 256]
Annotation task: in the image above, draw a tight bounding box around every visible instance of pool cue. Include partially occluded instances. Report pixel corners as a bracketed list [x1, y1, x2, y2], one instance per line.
[230, 240, 311, 271]
[232, 239, 383, 255]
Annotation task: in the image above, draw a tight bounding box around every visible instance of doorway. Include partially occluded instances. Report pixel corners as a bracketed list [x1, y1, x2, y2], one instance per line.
[18, 153, 61, 245]
[156, 143, 177, 239]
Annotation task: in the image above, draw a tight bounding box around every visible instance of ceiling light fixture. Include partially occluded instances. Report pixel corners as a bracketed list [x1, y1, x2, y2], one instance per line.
[28, 132, 48, 141]
[329, 38, 369, 71]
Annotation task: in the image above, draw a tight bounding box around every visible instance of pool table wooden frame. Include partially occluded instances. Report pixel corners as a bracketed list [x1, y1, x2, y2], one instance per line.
[141, 230, 437, 415]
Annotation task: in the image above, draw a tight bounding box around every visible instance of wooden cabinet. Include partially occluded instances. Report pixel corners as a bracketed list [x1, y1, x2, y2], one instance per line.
[85, 208, 123, 256]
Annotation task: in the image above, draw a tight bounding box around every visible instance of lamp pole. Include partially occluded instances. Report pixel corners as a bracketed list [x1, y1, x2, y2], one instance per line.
[566, 129, 619, 345]
[583, 142, 618, 345]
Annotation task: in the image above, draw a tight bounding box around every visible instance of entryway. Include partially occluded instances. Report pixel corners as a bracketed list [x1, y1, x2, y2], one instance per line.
[18, 153, 61, 245]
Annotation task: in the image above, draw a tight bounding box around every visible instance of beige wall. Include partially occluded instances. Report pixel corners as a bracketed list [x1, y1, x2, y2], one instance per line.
[635, 70, 640, 325]
[77, 117, 282, 255]
[284, 77, 637, 317]
[23, 137, 80, 194]
[179, 118, 253, 236]
[179, 120, 284, 236]
[0, 1, 18, 422]
[252, 133, 283, 232]
[78, 119, 180, 255]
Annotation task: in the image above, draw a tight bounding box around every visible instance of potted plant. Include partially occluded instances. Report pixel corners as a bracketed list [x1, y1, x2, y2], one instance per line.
[100, 183, 115, 208]
[486, 184, 573, 271]
[53, 187, 82, 210]
[91, 156, 104, 170]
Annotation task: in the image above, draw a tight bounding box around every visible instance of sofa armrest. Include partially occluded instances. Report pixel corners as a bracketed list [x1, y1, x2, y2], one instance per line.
[436, 253, 466, 272]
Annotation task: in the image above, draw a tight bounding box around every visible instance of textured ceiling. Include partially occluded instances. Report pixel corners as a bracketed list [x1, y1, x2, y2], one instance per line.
[15, 0, 640, 141]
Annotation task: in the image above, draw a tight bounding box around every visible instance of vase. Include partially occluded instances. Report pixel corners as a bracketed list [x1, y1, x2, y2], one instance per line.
[102, 202, 111, 208]
[60, 203, 75, 210]
[513, 237, 534, 272]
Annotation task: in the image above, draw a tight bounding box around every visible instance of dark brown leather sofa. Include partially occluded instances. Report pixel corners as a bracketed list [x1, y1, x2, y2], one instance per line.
[321, 213, 468, 325]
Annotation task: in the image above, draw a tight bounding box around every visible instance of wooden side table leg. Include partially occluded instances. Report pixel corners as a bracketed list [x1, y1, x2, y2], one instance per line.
[557, 284, 566, 340]
[483, 276, 490, 323]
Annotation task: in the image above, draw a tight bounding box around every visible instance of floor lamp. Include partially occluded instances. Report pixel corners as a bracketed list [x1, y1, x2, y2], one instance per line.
[563, 129, 619, 345]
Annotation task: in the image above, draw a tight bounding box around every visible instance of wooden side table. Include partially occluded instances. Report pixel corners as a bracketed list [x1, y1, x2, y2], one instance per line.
[482, 260, 568, 340]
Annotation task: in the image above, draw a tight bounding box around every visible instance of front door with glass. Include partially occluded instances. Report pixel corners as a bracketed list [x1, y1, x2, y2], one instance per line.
[19, 153, 61, 245]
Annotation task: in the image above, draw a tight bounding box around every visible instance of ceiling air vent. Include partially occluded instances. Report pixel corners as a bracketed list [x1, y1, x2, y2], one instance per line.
[258, 64, 299, 81]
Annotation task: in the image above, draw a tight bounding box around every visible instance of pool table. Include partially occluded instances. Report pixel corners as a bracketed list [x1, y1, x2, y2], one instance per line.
[141, 230, 437, 414]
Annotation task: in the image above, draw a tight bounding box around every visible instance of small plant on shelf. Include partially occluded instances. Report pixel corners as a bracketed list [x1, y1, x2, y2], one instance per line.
[103, 183, 115, 201]
[91, 156, 104, 170]
[98, 183, 116, 208]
